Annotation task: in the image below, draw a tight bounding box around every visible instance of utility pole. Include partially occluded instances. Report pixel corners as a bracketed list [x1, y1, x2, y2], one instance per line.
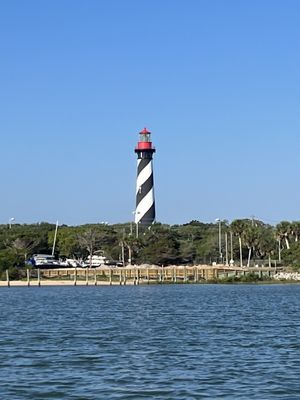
[215, 218, 222, 264]
[230, 231, 233, 264]
[225, 232, 228, 266]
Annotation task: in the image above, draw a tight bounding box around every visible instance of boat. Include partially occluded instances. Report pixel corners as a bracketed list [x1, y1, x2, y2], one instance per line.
[29, 254, 63, 269]
[26, 222, 63, 269]
[83, 254, 108, 268]
[82, 252, 123, 268]
[59, 258, 83, 268]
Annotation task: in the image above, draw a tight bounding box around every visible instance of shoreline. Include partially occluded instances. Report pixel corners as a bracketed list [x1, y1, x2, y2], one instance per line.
[0, 280, 135, 287]
[0, 279, 298, 287]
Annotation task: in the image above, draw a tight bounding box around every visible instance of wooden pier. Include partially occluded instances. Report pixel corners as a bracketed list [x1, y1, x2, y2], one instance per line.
[0, 265, 279, 287]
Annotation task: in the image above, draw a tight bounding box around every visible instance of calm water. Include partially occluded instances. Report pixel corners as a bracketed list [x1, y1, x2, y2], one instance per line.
[0, 284, 300, 399]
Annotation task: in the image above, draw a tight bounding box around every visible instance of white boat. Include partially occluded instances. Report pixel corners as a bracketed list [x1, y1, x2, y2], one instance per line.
[31, 254, 62, 269]
[83, 254, 108, 268]
[59, 258, 83, 268]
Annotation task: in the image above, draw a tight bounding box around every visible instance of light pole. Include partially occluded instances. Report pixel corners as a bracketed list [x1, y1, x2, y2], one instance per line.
[136, 216, 141, 239]
[130, 211, 135, 236]
[230, 231, 234, 265]
[9, 217, 15, 229]
[135, 212, 141, 238]
[215, 218, 222, 264]
[225, 231, 228, 266]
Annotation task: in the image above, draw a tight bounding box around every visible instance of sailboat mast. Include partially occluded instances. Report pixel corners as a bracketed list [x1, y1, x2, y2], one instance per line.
[52, 220, 59, 256]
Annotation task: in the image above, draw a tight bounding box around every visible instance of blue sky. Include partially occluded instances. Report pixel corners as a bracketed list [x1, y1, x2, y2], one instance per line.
[1, 0, 300, 226]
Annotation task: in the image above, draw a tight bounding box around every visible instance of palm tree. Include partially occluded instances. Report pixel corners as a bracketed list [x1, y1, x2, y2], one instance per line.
[243, 224, 259, 268]
[123, 236, 140, 265]
[222, 220, 230, 265]
[230, 219, 247, 267]
[291, 221, 300, 243]
[117, 228, 127, 266]
[276, 221, 292, 250]
[243, 219, 268, 267]
[5, 238, 39, 261]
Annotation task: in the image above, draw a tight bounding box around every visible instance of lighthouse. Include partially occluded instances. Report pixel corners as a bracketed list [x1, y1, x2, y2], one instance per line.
[134, 127, 156, 227]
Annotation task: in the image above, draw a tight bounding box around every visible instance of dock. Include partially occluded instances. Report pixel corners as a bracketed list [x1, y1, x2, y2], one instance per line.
[0, 265, 279, 287]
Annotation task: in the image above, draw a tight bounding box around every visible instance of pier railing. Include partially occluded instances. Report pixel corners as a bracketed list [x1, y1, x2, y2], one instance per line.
[0, 265, 279, 287]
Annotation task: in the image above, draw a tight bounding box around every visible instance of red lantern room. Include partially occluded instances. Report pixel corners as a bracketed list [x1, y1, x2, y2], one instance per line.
[135, 127, 155, 153]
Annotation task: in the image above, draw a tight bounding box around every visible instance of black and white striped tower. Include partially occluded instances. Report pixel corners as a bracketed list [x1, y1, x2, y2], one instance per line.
[134, 128, 156, 228]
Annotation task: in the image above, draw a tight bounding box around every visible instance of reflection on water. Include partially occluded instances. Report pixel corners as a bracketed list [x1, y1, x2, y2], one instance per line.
[0, 284, 300, 399]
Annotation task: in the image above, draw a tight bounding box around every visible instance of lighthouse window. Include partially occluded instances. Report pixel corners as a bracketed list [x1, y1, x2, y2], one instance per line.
[140, 133, 150, 142]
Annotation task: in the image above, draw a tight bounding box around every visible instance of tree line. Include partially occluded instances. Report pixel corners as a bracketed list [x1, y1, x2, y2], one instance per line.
[1, 219, 300, 277]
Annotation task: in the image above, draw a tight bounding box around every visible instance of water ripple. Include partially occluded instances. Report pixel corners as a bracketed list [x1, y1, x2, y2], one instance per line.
[0, 285, 300, 399]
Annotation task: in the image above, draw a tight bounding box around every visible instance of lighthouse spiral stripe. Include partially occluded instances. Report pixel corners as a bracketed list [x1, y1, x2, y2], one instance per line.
[135, 158, 155, 225]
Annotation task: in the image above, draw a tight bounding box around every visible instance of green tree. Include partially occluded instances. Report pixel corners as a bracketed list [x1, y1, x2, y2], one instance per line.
[282, 242, 300, 270]
[257, 228, 276, 267]
[49, 227, 82, 258]
[77, 228, 104, 265]
[138, 224, 180, 265]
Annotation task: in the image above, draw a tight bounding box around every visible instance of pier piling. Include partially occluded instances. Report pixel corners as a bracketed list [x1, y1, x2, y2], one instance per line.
[27, 269, 30, 287]
[74, 268, 77, 286]
[37, 269, 41, 287]
[85, 268, 89, 286]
